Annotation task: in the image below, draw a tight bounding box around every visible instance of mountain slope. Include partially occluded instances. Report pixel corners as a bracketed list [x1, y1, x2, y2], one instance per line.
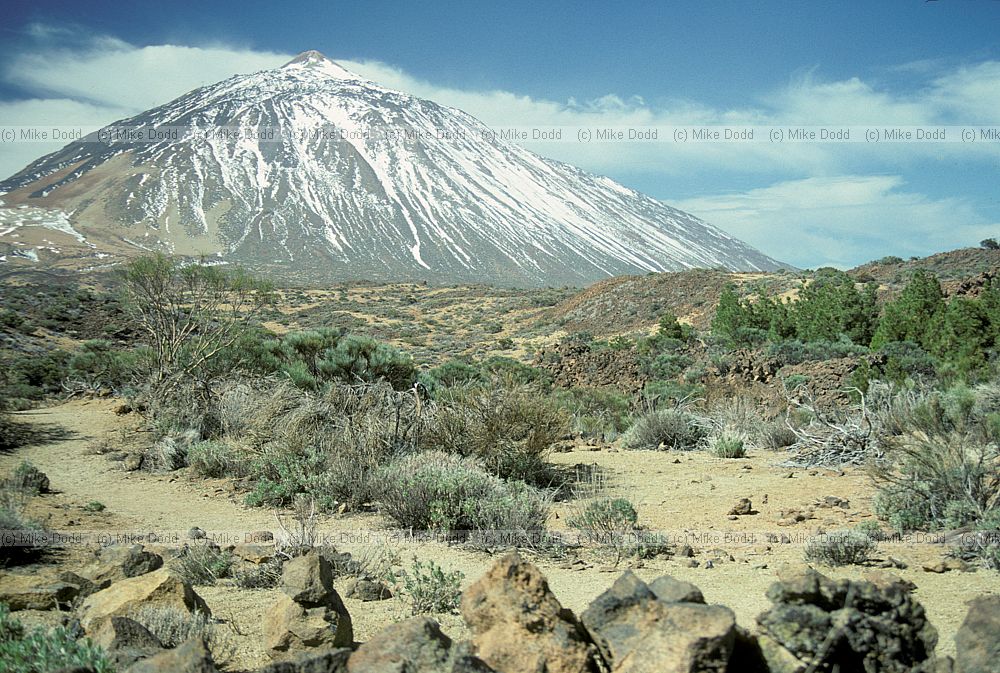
[0, 51, 786, 286]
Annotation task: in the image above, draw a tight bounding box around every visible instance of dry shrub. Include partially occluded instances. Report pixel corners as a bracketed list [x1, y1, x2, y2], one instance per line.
[129, 605, 214, 649]
[873, 432, 999, 532]
[424, 377, 568, 484]
[142, 429, 199, 472]
[214, 378, 427, 510]
[232, 559, 283, 589]
[378, 451, 550, 547]
[621, 408, 707, 451]
[172, 543, 234, 585]
[805, 529, 877, 566]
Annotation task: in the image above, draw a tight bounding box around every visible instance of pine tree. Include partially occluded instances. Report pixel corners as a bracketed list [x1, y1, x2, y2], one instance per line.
[871, 270, 945, 350]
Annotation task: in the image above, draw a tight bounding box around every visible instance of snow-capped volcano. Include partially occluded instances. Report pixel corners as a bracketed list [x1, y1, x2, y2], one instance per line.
[0, 51, 785, 285]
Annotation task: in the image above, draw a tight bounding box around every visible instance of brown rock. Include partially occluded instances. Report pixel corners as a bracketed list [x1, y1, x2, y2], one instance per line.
[348, 617, 492, 672]
[257, 649, 351, 673]
[344, 578, 392, 602]
[282, 551, 335, 606]
[124, 636, 217, 673]
[461, 552, 599, 673]
[954, 595, 1000, 673]
[264, 593, 353, 658]
[57, 571, 99, 599]
[0, 571, 80, 610]
[245, 530, 275, 543]
[861, 570, 916, 593]
[233, 543, 275, 565]
[649, 576, 705, 604]
[756, 633, 807, 673]
[729, 498, 753, 516]
[922, 561, 948, 574]
[81, 544, 163, 590]
[943, 558, 971, 572]
[78, 568, 210, 633]
[581, 571, 736, 673]
[90, 616, 164, 668]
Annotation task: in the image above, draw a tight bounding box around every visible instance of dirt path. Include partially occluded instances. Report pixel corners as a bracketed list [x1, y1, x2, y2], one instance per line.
[3, 399, 997, 667]
[1, 400, 273, 533]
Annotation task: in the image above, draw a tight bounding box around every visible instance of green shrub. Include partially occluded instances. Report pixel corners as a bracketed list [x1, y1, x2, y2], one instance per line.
[479, 356, 553, 387]
[316, 335, 416, 390]
[877, 341, 937, 383]
[0, 350, 72, 400]
[641, 379, 703, 407]
[567, 497, 659, 565]
[621, 408, 706, 451]
[959, 510, 1000, 570]
[0, 604, 112, 673]
[422, 359, 482, 391]
[83, 501, 106, 512]
[244, 446, 333, 509]
[712, 436, 746, 458]
[642, 352, 693, 380]
[399, 558, 463, 615]
[377, 452, 549, 545]
[226, 380, 426, 511]
[766, 339, 869, 366]
[66, 339, 138, 392]
[804, 529, 877, 566]
[0, 309, 25, 330]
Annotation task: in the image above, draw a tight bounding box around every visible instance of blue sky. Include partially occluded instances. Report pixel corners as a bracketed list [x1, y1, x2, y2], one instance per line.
[1, 0, 998, 268]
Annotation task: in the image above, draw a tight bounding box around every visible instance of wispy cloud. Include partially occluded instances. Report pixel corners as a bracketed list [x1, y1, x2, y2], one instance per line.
[675, 176, 999, 268]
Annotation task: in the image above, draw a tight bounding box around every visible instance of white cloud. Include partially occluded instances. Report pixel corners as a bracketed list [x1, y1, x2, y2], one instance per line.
[5, 35, 287, 111]
[675, 176, 999, 268]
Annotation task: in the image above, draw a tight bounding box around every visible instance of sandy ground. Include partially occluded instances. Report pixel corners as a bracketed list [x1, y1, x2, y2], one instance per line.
[2, 399, 997, 670]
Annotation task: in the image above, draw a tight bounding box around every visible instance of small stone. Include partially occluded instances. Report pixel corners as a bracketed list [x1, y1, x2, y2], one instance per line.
[344, 578, 393, 602]
[728, 498, 754, 516]
[188, 527, 206, 540]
